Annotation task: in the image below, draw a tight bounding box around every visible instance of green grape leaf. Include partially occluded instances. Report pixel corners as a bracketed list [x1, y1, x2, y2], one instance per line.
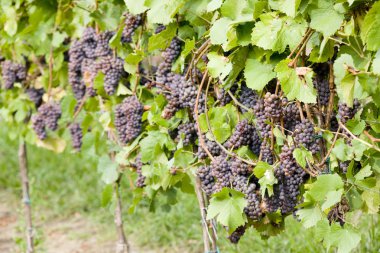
[244, 58, 276, 91]
[207, 52, 233, 80]
[173, 148, 195, 168]
[124, 0, 148, 14]
[372, 50, 380, 75]
[146, 0, 184, 25]
[148, 23, 177, 52]
[275, 59, 317, 103]
[351, 139, 368, 161]
[207, 0, 223, 12]
[3, 6, 18, 36]
[361, 181, 380, 213]
[101, 184, 113, 207]
[309, 0, 344, 37]
[325, 225, 361, 253]
[210, 17, 232, 45]
[98, 155, 118, 184]
[140, 131, 175, 163]
[354, 164, 372, 181]
[269, 0, 301, 17]
[253, 161, 272, 178]
[321, 189, 343, 211]
[346, 119, 365, 135]
[331, 138, 352, 161]
[334, 54, 356, 106]
[296, 206, 324, 228]
[306, 175, 341, 202]
[293, 147, 314, 169]
[251, 14, 283, 51]
[360, 1, 380, 51]
[207, 188, 247, 232]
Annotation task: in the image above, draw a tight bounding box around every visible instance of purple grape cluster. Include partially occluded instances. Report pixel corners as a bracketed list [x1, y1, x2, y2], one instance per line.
[253, 99, 271, 139]
[197, 135, 222, 159]
[32, 102, 62, 140]
[293, 119, 319, 154]
[228, 225, 246, 244]
[313, 63, 330, 106]
[177, 123, 197, 146]
[70, 122, 83, 151]
[338, 99, 360, 124]
[1, 60, 26, 89]
[121, 13, 143, 43]
[69, 27, 124, 99]
[196, 165, 215, 196]
[224, 119, 261, 155]
[238, 84, 258, 112]
[264, 92, 282, 120]
[26, 88, 44, 108]
[115, 96, 144, 143]
[133, 156, 145, 188]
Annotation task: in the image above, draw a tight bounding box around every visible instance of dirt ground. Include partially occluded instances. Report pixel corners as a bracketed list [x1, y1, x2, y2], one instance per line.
[0, 192, 151, 253]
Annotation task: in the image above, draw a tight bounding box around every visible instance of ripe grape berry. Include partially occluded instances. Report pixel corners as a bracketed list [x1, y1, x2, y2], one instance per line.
[338, 99, 360, 124]
[264, 92, 282, 120]
[228, 226, 246, 244]
[115, 96, 144, 143]
[134, 156, 146, 188]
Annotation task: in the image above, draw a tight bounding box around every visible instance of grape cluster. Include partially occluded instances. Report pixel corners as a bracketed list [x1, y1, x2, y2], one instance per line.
[115, 96, 144, 143]
[177, 123, 197, 146]
[211, 155, 233, 191]
[161, 73, 202, 119]
[134, 156, 145, 188]
[238, 84, 258, 112]
[69, 27, 124, 99]
[327, 198, 350, 226]
[1, 60, 26, 89]
[224, 119, 261, 156]
[196, 165, 215, 196]
[231, 157, 252, 176]
[293, 119, 320, 154]
[282, 99, 301, 132]
[217, 84, 238, 106]
[264, 92, 282, 120]
[197, 135, 222, 159]
[228, 225, 246, 244]
[26, 88, 44, 107]
[338, 99, 360, 124]
[253, 99, 271, 139]
[270, 144, 306, 214]
[32, 102, 62, 140]
[156, 37, 182, 85]
[70, 123, 83, 151]
[121, 13, 143, 43]
[313, 63, 330, 106]
[260, 140, 273, 165]
[155, 24, 166, 34]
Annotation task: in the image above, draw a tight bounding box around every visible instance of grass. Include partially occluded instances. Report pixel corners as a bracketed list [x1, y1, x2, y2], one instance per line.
[0, 122, 379, 253]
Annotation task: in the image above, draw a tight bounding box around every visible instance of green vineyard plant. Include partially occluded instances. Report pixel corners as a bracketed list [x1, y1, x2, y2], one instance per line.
[0, 0, 379, 252]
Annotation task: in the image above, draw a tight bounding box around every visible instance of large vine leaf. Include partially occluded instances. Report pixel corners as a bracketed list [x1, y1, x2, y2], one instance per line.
[207, 188, 247, 232]
[361, 1, 380, 51]
[275, 59, 317, 103]
[244, 58, 276, 91]
[308, 0, 344, 37]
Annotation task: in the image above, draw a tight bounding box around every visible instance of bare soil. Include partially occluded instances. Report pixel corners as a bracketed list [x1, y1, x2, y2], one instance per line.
[0, 192, 153, 253]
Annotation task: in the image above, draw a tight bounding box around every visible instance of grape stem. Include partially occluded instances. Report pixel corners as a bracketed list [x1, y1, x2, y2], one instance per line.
[194, 69, 215, 161]
[318, 125, 341, 168]
[338, 121, 380, 152]
[325, 62, 335, 128]
[364, 131, 380, 143]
